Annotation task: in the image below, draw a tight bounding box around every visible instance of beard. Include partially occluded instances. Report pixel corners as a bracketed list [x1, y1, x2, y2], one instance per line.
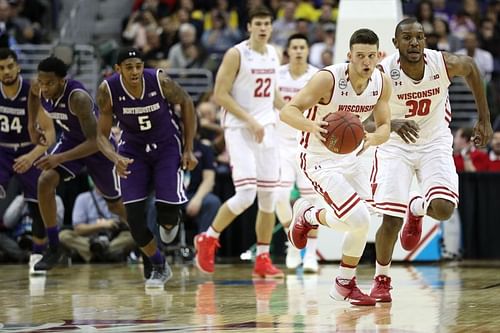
[1, 73, 19, 86]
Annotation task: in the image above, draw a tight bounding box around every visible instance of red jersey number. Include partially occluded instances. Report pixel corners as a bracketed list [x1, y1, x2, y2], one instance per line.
[405, 98, 431, 118]
[254, 78, 271, 97]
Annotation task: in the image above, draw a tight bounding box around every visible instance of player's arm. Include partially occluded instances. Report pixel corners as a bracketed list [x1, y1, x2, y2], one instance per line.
[27, 80, 46, 145]
[95, 81, 133, 178]
[273, 86, 285, 110]
[444, 52, 492, 147]
[159, 71, 198, 171]
[213, 47, 265, 142]
[60, 91, 99, 162]
[280, 70, 331, 140]
[368, 74, 392, 143]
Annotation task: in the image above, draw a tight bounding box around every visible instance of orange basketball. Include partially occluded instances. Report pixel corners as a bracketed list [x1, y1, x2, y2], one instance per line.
[322, 111, 364, 154]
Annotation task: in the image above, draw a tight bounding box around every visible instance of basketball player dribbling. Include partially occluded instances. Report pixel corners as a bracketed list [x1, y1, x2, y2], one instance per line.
[195, 5, 285, 278]
[281, 28, 392, 306]
[369, 18, 493, 302]
[274, 33, 321, 273]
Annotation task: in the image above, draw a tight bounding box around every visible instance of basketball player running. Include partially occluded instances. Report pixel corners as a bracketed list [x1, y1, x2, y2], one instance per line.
[0, 48, 55, 274]
[281, 29, 392, 306]
[370, 18, 492, 302]
[96, 48, 197, 288]
[275, 33, 321, 272]
[27, 56, 127, 272]
[195, 6, 285, 278]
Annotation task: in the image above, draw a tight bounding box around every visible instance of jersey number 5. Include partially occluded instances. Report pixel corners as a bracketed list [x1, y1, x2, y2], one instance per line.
[405, 98, 431, 118]
[0, 115, 22, 133]
[254, 78, 271, 97]
[138, 115, 152, 131]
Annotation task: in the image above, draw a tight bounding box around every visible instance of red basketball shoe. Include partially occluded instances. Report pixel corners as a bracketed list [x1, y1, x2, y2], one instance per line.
[400, 195, 424, 251]
[194, 233, 220, 274]
[370, 275, 392, 302]
[288, 198, 317, 249]
[329, 277, 376, 306]
[253, 253, 284, 279]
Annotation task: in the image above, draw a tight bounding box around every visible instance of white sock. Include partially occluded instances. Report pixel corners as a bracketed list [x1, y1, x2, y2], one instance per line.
[375, 261, 391, 277]
[206, 226, 220, 239]
[305, 237, 317, 257]
[304, 208, 320, 226]
[410, 197, 426, 216]
[257, 244, 270, 256]
[338, 264, 356, 281]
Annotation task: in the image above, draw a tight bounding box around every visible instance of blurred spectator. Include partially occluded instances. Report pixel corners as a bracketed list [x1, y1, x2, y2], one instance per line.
[487, 130, 500, 171]
[316, 0, 338, 25]
[132, 0, 172, 19]
[0, 0, 17, 47]
[59, 187, 135, 263]
[168, 22, 202, 68]
[175, 0, 204, 39]
[122, 9, 159, 49]
[309, 22, 335, 68]
[453, 127, 489, 172]
[142, 24, 169, 68]
[431, 0, 453, 22]
[271, 0, 296, 47]
[184, 137, 221, 234]
[455, 32, 494, 82]
[415, 0, 436, 34]
[203, 0, 239, 31]
[320, 48, 333, 67]
[294, 0, 318, 22]
[197, 101, 223, 146]
[295, 17, 312, 41]
[449, 9, 476, 40]
[434, 17, 462, 52]
[478, 18, 500, 58]
[8, 0, 42, 44]
[462, 0, 481, 26]
[201, 10, 241, 63]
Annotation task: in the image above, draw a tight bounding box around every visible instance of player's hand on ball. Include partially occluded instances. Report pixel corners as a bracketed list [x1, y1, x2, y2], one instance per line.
[314, 118, 329, 142]
[182, 150, 198, 171]
[472, 118, 493, 147]
[391, 119, 419, 143]
[114, 156, 134, 178]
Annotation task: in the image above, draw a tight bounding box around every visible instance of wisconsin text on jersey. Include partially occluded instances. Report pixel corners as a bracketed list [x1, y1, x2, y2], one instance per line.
[123, 103, 160, 115]
[397, 87, 440, 100]
[338, 104, 375, 112]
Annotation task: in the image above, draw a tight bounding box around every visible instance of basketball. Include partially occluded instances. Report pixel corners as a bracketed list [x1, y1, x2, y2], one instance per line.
[322, 111, 364, 154]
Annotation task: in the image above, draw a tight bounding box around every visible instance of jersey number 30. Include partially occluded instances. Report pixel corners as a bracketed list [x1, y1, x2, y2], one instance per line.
[405, 98, 431, 118]
[0, 115, 22, 133]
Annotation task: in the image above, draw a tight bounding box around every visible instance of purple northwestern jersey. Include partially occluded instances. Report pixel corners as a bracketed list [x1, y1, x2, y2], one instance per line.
[104, 68, 180, 144]
[40, 79, 98, 142]
[0, 76, 31, 144]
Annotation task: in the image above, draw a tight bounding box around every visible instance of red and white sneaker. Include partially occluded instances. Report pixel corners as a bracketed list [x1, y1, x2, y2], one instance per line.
[400, 195, 424, 251]
[370, 275, 392, 302]
[329, 277, 376, 306]
[288, 198, 317, 249]
[253, 253, 284, 279]
[194, 233, 220, 274]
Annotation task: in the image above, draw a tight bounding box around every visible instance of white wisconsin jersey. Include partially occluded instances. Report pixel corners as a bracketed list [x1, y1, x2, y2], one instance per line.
[222, 40, 280, 128]
[379, 49, 452, 145]
[300, 63, 384, 155]
[277, 64, 318, 141]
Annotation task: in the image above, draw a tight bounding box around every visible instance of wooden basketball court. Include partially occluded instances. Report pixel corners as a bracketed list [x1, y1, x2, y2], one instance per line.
[0, 261, 499, 332]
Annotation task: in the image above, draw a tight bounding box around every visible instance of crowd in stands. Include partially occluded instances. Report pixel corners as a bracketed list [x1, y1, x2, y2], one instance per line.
[1, 0, 500, 263]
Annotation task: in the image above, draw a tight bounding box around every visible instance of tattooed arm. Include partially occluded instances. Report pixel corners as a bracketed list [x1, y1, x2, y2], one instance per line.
[159, 71, 198, 171]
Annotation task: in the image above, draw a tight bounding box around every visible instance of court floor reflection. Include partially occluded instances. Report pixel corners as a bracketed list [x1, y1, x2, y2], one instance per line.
[0, 262, 499, 332]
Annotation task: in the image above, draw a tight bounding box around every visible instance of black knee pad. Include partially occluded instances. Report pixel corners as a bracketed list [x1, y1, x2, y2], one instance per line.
[155, 202, 182, 228]
[125, 200, 154, 247]
[27, 201, 46, 239]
